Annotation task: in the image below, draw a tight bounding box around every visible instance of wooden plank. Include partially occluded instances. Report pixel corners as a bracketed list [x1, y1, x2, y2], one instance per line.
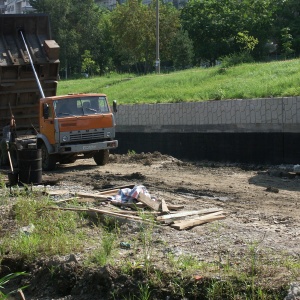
[137, 192, 160, 211]
[110, 200, 183, 211]
[45, 189, 69, 196]
[48, 206, 144, 221]
[54, 197, 81, 203]
[88, 208, 144, 221]
[160, 199, 169, 214]
[172, 210, 224, 224]
[166, 204, 184, 211]
[98, 184, 135, 195]
[156, 207, 223, 222]
[75, 191, 109, 201]
[110, 200, 146, 209]
[171, 213, 226, 230]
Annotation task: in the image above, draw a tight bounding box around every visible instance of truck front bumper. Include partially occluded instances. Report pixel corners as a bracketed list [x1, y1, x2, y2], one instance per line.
[57, 140, 118, 153]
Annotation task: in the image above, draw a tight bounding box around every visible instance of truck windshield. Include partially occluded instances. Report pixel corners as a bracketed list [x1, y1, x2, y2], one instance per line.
[54, 96, 110, 117]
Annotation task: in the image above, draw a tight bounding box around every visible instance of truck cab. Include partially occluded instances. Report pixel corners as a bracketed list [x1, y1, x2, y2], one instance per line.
[38, 94, 118, 170]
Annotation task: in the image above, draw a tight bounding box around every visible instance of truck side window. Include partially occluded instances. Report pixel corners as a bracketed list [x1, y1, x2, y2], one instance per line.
[43, 103, 53, 119]
[98, 97, 109, 113]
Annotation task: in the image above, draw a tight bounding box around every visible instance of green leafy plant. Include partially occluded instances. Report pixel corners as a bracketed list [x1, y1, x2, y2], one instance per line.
[127, 149, 136, 156]
[0, 272, 27, 299]
[137, 212, 156, 274]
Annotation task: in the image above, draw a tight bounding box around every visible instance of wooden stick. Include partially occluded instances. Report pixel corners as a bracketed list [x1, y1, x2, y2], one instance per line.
[98, 184, 135, 195]
[75, 192, 109, 201]
[6, 143, 14, 173]
[18, 289, 26, 300]
[87, 207, 144, 221]
[54, 197, 81, 203]
[48, 206, 145, 221]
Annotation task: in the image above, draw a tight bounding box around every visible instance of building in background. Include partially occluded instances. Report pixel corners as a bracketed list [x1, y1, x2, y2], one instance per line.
[95, 0, 186, 10]
[0, 0, 6, 14]
[4, 0, 34, 14]
[1, 0, 186, 14]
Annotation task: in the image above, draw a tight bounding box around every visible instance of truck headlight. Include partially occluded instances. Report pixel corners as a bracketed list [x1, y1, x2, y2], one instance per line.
[106, 132, 111, 137]
[62, 135, 69, 142]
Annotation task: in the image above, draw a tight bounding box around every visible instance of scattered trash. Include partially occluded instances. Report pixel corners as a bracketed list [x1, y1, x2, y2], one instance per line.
[107, 185, 157, 204]
[20, 224, 35, 236]
[120, 242, 131, 249]
[293, 165, 300, 174]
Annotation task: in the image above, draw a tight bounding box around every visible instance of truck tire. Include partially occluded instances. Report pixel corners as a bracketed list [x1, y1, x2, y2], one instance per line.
[41, 144, 56, 171]
[93, 149, 109, 166]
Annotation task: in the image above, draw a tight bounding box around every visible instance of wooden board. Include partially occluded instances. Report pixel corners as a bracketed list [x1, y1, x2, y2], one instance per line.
[75, 192, 109, 201]
[137, 192, 160, 211]
[171, 212, 226, 230]
[110, 200, 184, 211]
[160, 199, 169, 214]
[156, 207, 223, 222]
[88, 207, 144, 221]
[98, 184, 135, 195]
[45, 189, 69, 196]
[110, 200, 146, 209]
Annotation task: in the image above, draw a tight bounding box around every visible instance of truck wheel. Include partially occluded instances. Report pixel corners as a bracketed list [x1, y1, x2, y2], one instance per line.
[93, 150, 109, 166]
[41, 144, 56, 171]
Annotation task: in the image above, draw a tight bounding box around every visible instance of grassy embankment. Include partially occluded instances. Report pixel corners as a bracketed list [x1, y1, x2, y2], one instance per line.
[57, 59, 300, 104]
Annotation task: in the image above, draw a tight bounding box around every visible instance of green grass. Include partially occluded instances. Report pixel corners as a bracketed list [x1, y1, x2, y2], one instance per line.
[57, 59, 300, 104]
[0, 195, 88, 261]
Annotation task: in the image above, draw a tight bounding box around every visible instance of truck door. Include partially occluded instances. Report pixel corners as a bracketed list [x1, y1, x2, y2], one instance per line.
[40, 102, 56, 145]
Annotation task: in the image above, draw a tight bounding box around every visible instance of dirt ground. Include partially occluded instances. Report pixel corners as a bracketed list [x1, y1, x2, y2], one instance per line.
[1, 152, 300, 299]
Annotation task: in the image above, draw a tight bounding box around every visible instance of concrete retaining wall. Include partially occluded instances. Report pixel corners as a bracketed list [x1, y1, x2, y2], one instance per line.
[114, 97, 300, 164]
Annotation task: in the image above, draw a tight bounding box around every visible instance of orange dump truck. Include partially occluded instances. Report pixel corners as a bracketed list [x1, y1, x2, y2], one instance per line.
[0, 14, 117, 170]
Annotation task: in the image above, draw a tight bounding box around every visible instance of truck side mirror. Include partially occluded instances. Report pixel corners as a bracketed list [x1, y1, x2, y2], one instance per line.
[113, 100, 117, 113]
[43, 103, 49, 119]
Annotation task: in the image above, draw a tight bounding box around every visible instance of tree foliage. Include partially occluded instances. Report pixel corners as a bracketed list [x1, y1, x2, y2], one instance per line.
[110, 0, 179, 73]
[29, 0, 110, 76]
[29, 0, 300, 74]
[171, 30, 194, 70]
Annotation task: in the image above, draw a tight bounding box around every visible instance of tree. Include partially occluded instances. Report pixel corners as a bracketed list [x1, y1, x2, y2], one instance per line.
[110, 0, 180, 73]
[171, 30, 194, 70]
[81, 50, 99, 75]
[275, 0, 300, 57]
[181, 0, 240, 65]
[29, 0, 112, 77]
[235, 31, 258, 53]
[181, 0, 279, 64]
[110, 0, 154, 73]
[281, 27, 294, 59]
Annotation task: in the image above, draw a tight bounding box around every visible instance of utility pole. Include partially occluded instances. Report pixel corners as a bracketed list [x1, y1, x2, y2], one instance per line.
[155, 0, 160, 74]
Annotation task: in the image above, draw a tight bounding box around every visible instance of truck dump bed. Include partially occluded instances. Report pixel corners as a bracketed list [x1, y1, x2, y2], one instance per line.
[0, 14, 59, 134]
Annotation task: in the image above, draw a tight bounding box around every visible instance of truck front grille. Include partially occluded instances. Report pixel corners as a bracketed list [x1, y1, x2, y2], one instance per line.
[70, 131, 105, 142]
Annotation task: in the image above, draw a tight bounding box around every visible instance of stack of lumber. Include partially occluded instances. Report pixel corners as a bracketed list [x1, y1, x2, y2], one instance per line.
[45, 185, 226, 230]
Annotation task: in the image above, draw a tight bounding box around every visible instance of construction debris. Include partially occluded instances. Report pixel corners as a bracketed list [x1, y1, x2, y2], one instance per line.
[45, 184, 226, 231]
